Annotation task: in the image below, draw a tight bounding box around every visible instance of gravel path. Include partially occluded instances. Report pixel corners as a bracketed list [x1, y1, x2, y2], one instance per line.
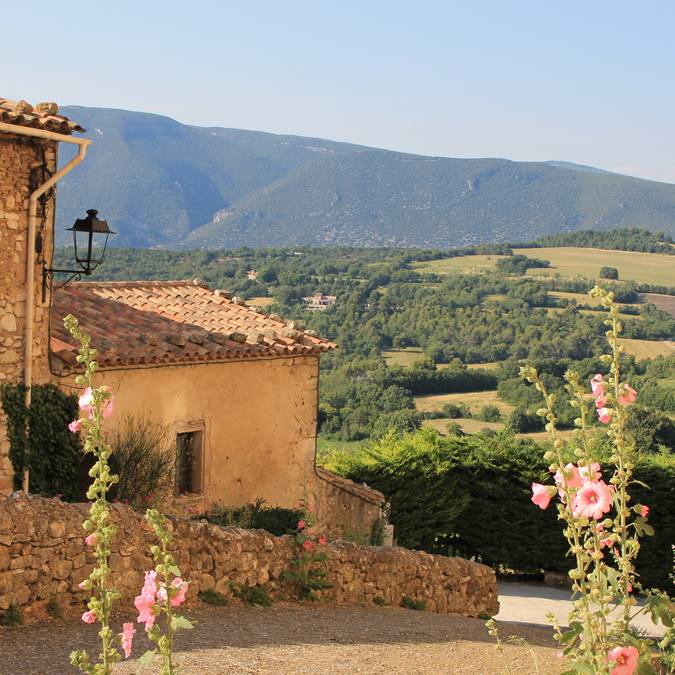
[0, 603, 561, 674]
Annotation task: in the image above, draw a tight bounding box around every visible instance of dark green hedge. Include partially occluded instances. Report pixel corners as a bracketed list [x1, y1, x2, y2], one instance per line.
[0, 383, 83, 500]
[326, 428, 673, 589]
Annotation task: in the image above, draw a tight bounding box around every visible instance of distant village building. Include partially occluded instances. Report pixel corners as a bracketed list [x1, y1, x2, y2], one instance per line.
[246, 269, 257, 280]
[302, 293, 337, 312]
[0, 98, 384, 534]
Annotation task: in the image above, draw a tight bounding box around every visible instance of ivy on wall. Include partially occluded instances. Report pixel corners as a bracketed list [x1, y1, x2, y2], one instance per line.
[0, 384, 83, 500]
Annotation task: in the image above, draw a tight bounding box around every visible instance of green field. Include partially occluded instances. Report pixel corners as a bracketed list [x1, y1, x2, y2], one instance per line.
[413, 254, 509, 275]
[382, 347, 425, 367]
[414, 390, 514, 415]
[617, 338, 675, 360]
[516, 247, 675, 286]
[317, 436, 366, 455]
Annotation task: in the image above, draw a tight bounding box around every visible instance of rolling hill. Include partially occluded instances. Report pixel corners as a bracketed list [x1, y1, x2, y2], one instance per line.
[56, 106, 675, 248]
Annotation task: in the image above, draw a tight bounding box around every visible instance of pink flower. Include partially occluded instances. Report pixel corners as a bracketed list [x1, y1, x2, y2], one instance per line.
[81, 609, 96, 624]
[638, 505, 649, 518]
[595, 394, 609, 409]
[554, 464, 583, 490]
[597, 407, 612, 424]
[100, 386, 114, 418]
[170, 577, 188, 607]
[134, 570, 159, 629]
[579, 462, 602, 482]
[318, 535, 327, 546]
[84, 533, 98, 546]
[531, 483, 554, 510]
[600, 537, 613, 549]
[121, 622, 135, 659]
[606, 645, 639, 675]
[156, 585, 168, 604]
[302, 540, 315, 552]
[618, 384, 637, 406]
[297, 519, 306, 530]
[573, 480, 613, 520]
[78, 387, 94, 413]
[591, 374, 605, 396]
[68, 419, 83, 433]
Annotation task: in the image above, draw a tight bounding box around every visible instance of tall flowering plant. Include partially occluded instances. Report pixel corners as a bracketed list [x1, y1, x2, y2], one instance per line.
[64, 315, 131, 674]
[133, 509, 192, 675]
[523, 287, 672, 674]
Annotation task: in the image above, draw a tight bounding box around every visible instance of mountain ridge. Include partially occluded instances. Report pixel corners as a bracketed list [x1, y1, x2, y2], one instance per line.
[55, 105, 675, 248]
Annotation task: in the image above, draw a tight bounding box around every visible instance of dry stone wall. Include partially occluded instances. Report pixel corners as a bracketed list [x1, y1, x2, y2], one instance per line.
[0, 495, 499, 618]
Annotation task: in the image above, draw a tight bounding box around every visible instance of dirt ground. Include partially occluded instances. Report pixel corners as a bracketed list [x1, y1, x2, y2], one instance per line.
[0, 603, 562, 675]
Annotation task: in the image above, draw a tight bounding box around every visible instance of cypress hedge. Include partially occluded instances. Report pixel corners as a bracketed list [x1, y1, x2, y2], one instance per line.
[325, 428, 673, 590]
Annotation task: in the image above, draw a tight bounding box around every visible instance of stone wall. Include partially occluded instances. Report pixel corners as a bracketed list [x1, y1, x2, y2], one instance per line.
[0, 133, 57, 494]
[0, 494, 499, 618]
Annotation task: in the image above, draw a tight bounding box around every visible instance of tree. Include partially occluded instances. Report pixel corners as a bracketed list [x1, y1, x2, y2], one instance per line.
[600, 266, 619, 280]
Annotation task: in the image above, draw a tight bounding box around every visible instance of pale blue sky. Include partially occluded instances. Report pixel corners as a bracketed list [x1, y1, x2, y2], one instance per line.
[6, 1, 675, 182]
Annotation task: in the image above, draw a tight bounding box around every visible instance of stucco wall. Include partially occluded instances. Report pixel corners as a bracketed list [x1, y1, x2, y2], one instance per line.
[0, 133, 57, 494]
[56, 356, 383, 533]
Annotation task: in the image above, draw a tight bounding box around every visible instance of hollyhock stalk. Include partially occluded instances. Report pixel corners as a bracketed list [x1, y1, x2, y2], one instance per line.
[64, 315, 122, 674]
[517, 288, 672, 674]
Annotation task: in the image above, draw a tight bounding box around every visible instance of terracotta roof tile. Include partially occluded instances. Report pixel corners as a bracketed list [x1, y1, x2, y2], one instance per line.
[0, 98, 84, 135]
[51, 280, 336, 374]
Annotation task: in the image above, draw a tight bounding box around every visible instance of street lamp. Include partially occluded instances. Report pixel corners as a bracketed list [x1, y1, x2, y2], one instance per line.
[42, 209, 115, 300]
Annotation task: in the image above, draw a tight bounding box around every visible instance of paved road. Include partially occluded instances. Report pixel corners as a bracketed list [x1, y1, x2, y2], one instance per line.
[496, 581, 665, 638]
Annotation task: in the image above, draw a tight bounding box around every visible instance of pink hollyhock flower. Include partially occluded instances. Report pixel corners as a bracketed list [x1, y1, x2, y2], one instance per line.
[84, 533, 98, 546]
[594, 394, 609, 409]
[81, 609, 96, 624]
[78, 580, 89, 590]
[297, 519, 306, 530]
[579, 462, 602, 482]
[573, 480, 613, 520]
[302, 540, 315, 552]
[591, 374, 605, 395]
[68, 419, 83, 433]
[156, 585, 168, 604]
[170, 577, 188, 607]
[600, 537, 613, 549]
[606, 645, 638, 675]
[100, 386, 114, 419]
[554, 463, 583, 490]
[134, 597, 156, 630]
[597, 407, 612, 424]
[318, 535, 327, 546]
[121, 622, 135, 659]
[531, 483, 554, 510]
[618, 384, 637, 406]
[78, 387, 94, 413]
[638, 505, 649, 517]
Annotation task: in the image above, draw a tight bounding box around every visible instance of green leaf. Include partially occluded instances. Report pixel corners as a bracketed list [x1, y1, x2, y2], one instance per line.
[135, 649, 156, 672]
[171, 615, 194, 631]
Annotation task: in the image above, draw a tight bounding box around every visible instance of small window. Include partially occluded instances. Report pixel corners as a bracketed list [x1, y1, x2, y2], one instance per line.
[176, 430, 203, 494]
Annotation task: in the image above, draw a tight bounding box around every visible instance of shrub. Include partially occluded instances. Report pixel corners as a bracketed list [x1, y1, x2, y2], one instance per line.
[0, 603, 23, 626]
[324, 428, 674, 589]
[0, 383, 82, 499]
[400, 596, 426, 611]
[506, 408, 542, 433]
[230, 582, 272, 607]
[600, 265, 619, 280]
[476, 404, 502, 422]
[201, 499, 303, 536]
[198, 589, 229, 606]
[109, 415, 175, 507]
[440, 402, 471, 419]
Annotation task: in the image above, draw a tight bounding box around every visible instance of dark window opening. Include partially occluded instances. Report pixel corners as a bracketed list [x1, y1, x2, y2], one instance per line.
[176, 430, 203, 494]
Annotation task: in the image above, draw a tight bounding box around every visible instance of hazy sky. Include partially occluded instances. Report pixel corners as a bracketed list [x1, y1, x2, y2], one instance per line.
[5, 1, 675, 183]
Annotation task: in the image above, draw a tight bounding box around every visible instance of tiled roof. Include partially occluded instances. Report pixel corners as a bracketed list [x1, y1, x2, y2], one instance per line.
[50, 280, 336, 373]
[0, 98, 85, 135]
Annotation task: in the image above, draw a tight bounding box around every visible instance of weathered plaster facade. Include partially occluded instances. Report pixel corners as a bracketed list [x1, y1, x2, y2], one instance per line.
[0, 133, 57, 494]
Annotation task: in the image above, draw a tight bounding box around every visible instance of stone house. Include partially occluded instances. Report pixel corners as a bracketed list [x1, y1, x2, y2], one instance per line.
[0, 99, 384, 534]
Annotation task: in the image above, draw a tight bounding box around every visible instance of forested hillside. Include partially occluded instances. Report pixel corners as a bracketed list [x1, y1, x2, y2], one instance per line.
[56, 106, 675, 248]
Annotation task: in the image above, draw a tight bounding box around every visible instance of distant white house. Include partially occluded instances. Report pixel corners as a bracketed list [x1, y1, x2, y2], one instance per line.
[246, 269, 258, 280]
[302, 293, 336, 312]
